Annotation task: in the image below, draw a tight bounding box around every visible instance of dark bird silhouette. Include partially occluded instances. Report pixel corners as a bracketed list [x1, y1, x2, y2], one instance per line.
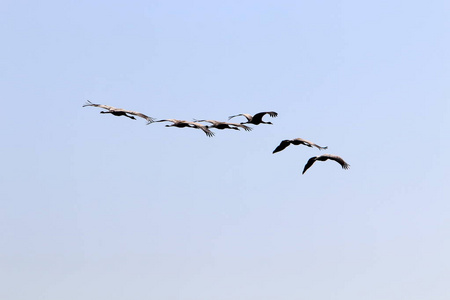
[228, 111, 278, 125]
[193, 119, 253, 131]
[83, 100, 155, 124]
[155, 119, 215, 137]
[302, 154, 350, 174]
[273, 138, 328, 154]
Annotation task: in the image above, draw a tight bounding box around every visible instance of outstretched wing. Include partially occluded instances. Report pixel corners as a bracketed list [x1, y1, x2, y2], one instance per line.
[193, 119, 219, 126]
[186, 121, 215, 137]
[302, 156, 318, 174]
[228, 113, 252, 121]
[322, 154, 350, 169]
[121, 109, 155, 124]
[155, 119, 180, 124]
[199, 126, 215, 137]
[311, 143, 328, 150]
[291, 138, 328, 150]
[272, 140, 291, 154]
[251, 111, 278, 123]
[82, 100, 116, 111]
[225, 122, 253, 131]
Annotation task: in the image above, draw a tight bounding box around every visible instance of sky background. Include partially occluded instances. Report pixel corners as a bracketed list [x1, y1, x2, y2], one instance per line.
[1, 0, 449, 299]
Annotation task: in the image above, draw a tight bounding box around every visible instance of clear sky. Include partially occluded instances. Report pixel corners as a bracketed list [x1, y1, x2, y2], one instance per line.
[1, 0, 449, 299]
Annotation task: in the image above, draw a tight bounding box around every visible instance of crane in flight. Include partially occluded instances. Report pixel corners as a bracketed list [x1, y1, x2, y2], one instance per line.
[273, 138, 327, 154]
[228, 111, 278, 125]
[302, 154, 350, 174]
[83, 100, 155, 124]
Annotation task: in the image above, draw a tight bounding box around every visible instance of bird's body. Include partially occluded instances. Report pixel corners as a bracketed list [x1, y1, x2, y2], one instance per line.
[193, 119, 253, 131]
[156, 119, 215, 137]
[228, 111, 278, 125]
[302, 154, 350, 174]
[273, 138, 328, 154]
[156, 119, 191, 128]
[83, 100, 155, 124]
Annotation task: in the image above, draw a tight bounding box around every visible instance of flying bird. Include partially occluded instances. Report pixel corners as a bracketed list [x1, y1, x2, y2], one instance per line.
[155, 119, 215, 137]
[273, 138, 328, 154]
[302, 154, 350, 174]
[193, 119, 253, 131]
[83, 100, 155, 124]
[228, 111, 278, 125]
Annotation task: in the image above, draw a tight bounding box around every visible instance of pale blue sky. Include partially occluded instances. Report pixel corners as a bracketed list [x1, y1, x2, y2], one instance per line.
[1, 0, 449, 299]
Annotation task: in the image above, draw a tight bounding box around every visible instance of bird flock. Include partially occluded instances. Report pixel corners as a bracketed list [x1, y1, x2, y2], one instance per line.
[83, 100, 350, 174]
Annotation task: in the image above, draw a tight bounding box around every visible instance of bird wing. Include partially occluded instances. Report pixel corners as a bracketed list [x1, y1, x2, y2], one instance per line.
[82, 100, 116, 111]
[272, 140, 291, 154]
[321, 154, 350, 169]
[255, 111, 278, 118]
[291, 138, 310, 145]
[227, 122, 253, 131]
[302, 156, 318, 174]
[185, 122, 215, 137]
[155, 119, 180, 124]
[311, 143, 328, 150]
[193, 119, 219, 126]
[120, 109, 155, 124]
[251, 111, 278, 123]
[291, 138, 328, 150]
[228, 113, 252, 121]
